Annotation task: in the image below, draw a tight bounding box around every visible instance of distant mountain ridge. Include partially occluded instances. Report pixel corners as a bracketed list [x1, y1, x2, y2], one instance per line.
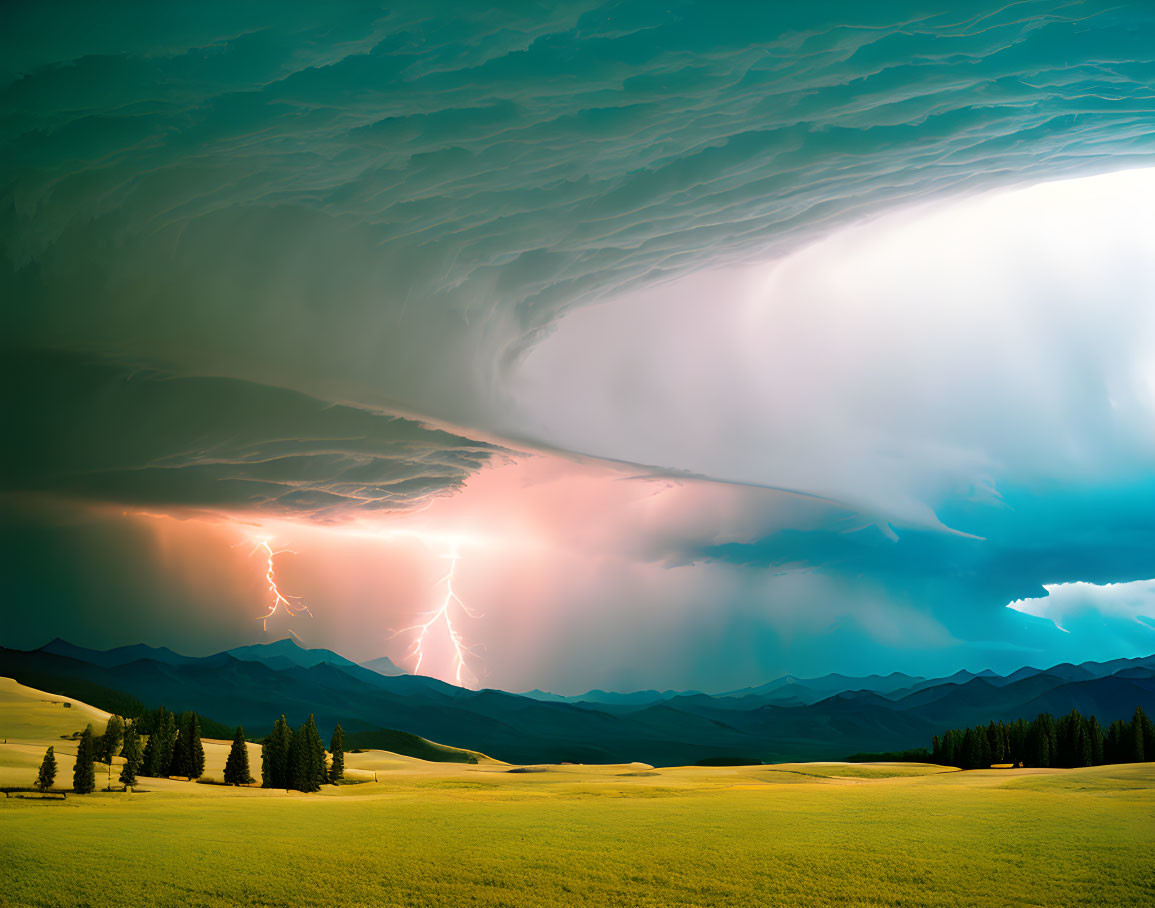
[226, 638, 359, 671]
[359, 655, 405, 677]
[40, 637, 200, 668]
[519, 657, 1155, 709]
[41, 637, 407, 677]
[519, 688, 703, 706]
[3, 639, 1153, 766]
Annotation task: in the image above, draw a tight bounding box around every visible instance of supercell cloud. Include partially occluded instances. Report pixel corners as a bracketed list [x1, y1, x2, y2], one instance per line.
[1, 1, 1154, 688]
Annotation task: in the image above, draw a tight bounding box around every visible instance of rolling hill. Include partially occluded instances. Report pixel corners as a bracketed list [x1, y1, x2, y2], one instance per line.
[2, 640, 1153, 765]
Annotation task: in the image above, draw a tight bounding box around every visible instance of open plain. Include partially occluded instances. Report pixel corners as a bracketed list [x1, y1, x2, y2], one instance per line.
[2, 681, 1152, 908]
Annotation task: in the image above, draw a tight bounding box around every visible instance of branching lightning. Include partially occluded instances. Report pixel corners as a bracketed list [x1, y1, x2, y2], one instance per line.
[240, 524, 488, 687]
[389, 542, 484, 688]
[252, 538, 312, 631]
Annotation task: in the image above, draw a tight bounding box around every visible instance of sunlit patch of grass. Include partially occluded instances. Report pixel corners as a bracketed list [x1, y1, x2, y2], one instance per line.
[998, 763, 1155, 795]
[413, 780, 500, 790]
[766, 762, 958, 780]
[2, 760, 1152, 907]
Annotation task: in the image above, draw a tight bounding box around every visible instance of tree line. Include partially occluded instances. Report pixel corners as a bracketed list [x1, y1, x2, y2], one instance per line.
[35, 708, 210, 793]
[36, 716, 144, 794]
[35, 709, 346, 793]
[931, 706, 1154, 769]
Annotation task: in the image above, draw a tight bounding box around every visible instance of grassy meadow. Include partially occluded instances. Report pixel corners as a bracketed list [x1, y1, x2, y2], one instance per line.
[2, 679, 1153, 907]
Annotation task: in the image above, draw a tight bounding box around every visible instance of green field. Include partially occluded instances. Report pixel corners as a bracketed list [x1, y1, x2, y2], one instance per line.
[2, 680, 1154, 907]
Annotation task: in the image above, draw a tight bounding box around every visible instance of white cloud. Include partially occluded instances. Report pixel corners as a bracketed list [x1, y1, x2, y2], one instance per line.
[1007, 578, 1155, 635]
[505, 168, 1155, 529]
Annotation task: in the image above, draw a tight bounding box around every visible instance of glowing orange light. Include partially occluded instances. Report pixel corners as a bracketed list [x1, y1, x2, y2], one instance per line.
[253, 538, 312, 631]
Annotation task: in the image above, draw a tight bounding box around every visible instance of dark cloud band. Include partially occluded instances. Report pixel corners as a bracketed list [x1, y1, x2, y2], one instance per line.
[1, 349, 506, 518]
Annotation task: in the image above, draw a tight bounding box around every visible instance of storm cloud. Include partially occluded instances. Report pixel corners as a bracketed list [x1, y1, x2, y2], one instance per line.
[1, 349, 505, 517]
[2, 1, 1154, 686]
[5, 1, 1155, 467]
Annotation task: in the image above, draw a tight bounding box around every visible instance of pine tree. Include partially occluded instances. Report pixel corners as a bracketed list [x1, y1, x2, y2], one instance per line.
[1074, 718, 1092, 768]
[99, 715, 124, 764]
[185, 712, 205, 779]
[288, 715, 325, 792]
[1043, 713, 1057, 765]
[987, 721, 1005, 763]
[1054, 709, 1083, 768]
[1131, 707, 1148, 762]
[311, 716, 328, 789]
[1024, 719, 1041, 767]
[1026, 713, 1056, 767]
[287, 722, 308, 791]
[262, 716, 293, 789]
[170, 711, 203, 778]
[36, 746, 58, 792]
[1087, 716, 1104, 766]
[73, 726, 96, 794]
[1008, 719, 1028, 766]
[1105, 719, 1127, 764]
[141, 707, 177, 777]
[975, 725, 992, 767]
[168, 711, 205, 779]
[960, 728, 974, 769]
[224, 727, 254, 785]
[171, 713, 189, 778]
[274, 716, 294, 788]
[941, 728, 960, 766]
[1135, 706, 1154, 761]
[329, 724, 345, 783]
[119, 723, 142, 786]
[140, 730, 156, 775]
[157, 709, 178, 776]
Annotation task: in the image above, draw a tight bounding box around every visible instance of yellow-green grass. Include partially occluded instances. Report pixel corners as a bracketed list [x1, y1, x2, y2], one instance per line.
[761, 762, 956, 780]
[0, 677, 111, 744]
[2, 680, 1153, 907]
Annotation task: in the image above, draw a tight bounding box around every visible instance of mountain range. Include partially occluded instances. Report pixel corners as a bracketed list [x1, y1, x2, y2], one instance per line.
[2, 638, 1153, 766]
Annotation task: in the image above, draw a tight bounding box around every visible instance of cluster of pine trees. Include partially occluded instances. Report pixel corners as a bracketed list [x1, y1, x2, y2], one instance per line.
[138, 707, 206, 779]
[40, 717, 145, 794]
[260, 715, 345, 792]
[37, 710, 348, 793]
[932, 706, 1154, 769]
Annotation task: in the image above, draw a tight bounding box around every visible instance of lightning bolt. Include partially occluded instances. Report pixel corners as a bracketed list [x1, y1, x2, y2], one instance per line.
[390, 542, 484, 688]
[252, 538, 312, 631]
